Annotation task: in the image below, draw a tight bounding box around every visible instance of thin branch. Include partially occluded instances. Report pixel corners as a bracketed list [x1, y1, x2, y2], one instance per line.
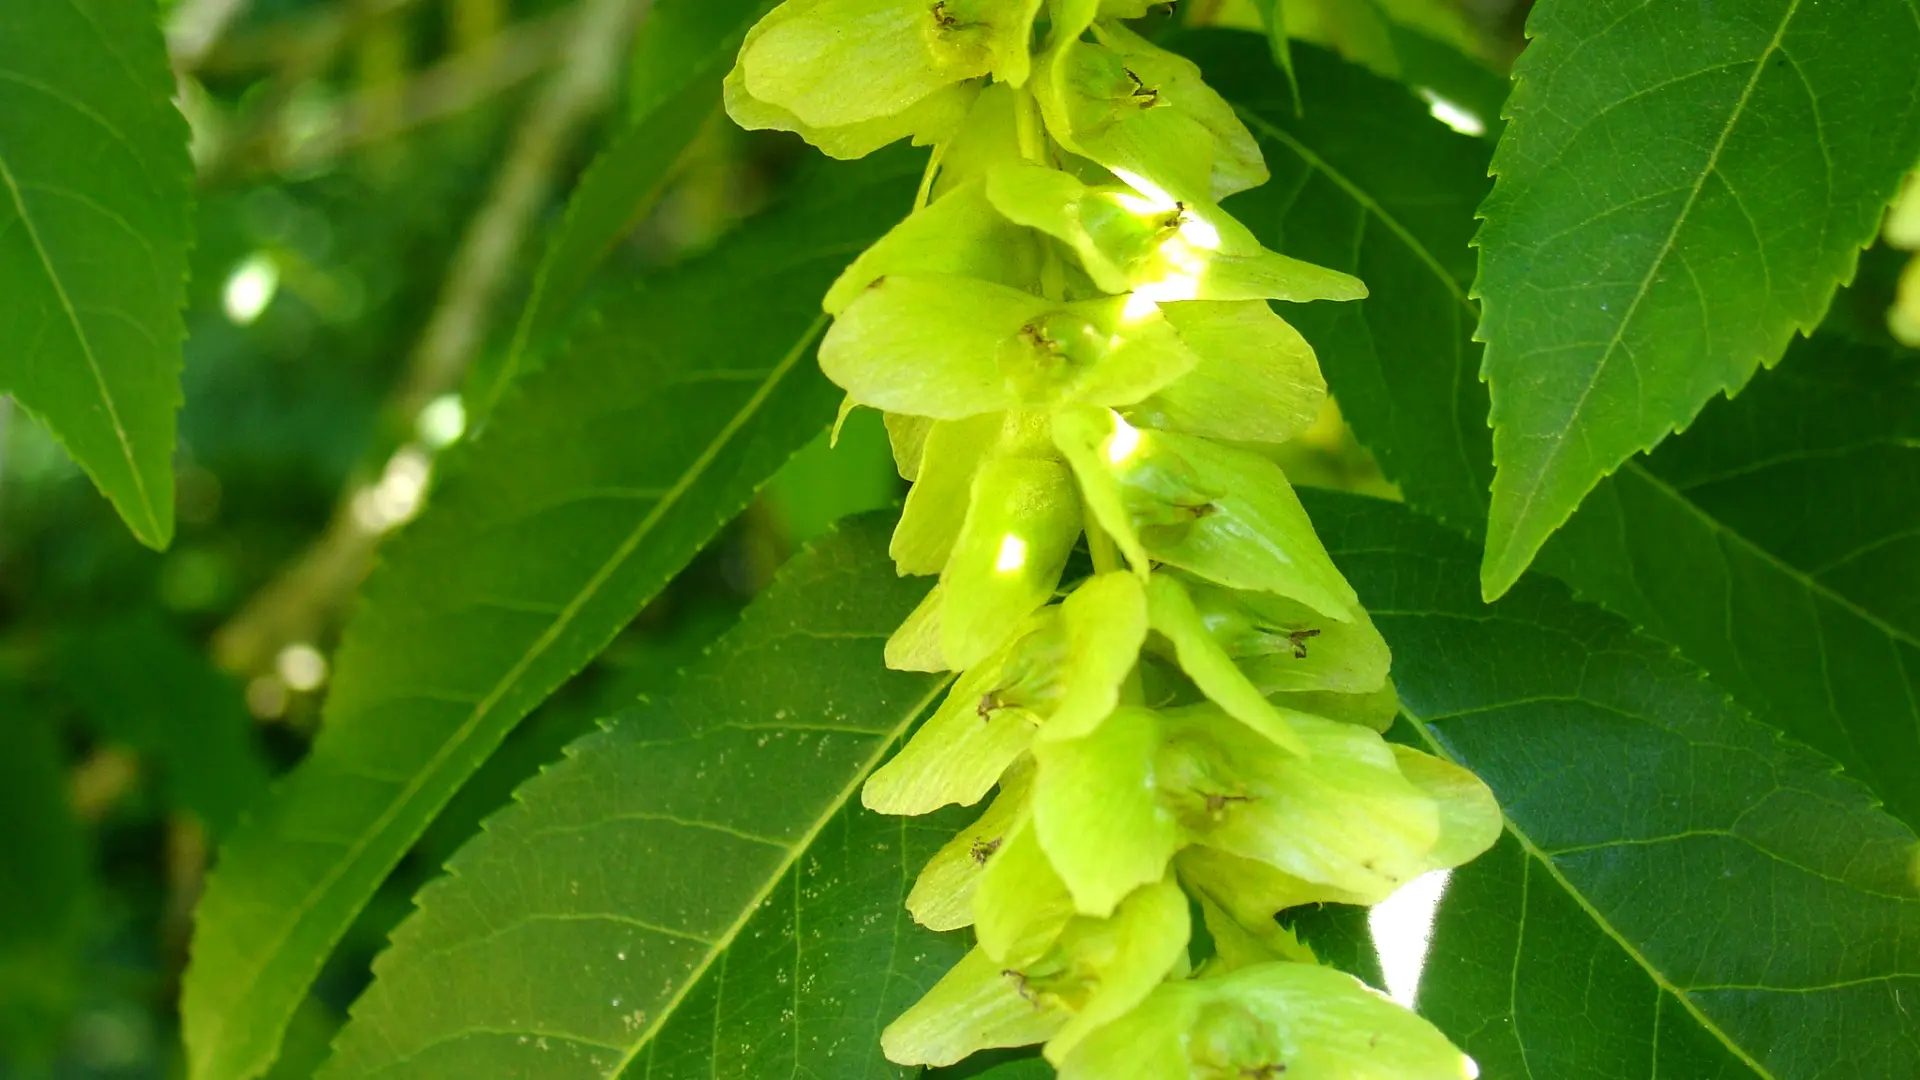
[191, 0, 432, 184]
[213, 0, 648, 676]
[267, 7, 577, 180]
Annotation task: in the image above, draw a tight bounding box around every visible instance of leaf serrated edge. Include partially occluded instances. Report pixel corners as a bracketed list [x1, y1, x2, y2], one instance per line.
[326, 519, 956, 1078]
[187, 308, 837, 1080]
[1366, 499, 1915, 1080]
[1467, 0, 1919, 601]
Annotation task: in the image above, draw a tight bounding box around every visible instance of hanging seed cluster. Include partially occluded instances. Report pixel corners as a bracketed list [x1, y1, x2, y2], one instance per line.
[729, 2, 1501, 1075]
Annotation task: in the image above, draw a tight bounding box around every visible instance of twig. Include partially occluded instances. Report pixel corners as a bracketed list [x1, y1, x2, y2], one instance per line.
[213, 0, 648, 676]
[395, 0, 646, 417]
[192, 0, 432, 184]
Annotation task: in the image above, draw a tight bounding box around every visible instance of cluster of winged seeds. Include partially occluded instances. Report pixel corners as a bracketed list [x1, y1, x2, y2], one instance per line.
[728, 2, 1501, 1075]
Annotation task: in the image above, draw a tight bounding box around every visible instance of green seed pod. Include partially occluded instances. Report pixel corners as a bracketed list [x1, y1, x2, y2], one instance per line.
[890, 411, 1043, 575]
[1140, 571, 1309, 756]
[1055, 961, 1478, 1080]
[724, 70, 979, 160]
[936, 454, 1082, 668]
[1053, 407, 1362, 622]
[865, 570, 1146, 811]
[823, 179, 1044, 314]
[732, 0, 1043, 136]
[1177, 741, 1498, 919]
[821, 276, 1199, 418]
[984, 163, 1365, 303]
[884, 877, 1189, 1067]
[880, 945, 1070, 1067]
[906, 762, 1032, 930]
[1155, 705, 1440, 902]
[1126, 301, 1332, 446]
[864, 612, 1051, 814]
[1032, 707, 1182, 916]
[975, 818, 1079, 965]
[728, 2, 1502, 1074]
[1034, 21, 1265, 205]
[884, 412, 934, 480]
[1177, 573, 1393, 695]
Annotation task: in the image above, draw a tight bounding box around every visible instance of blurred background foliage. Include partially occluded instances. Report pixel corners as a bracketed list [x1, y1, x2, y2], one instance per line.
[0, 0, 1536, 1074]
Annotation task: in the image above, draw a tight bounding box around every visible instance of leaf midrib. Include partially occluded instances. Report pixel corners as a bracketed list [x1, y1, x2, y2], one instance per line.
[201, 313, 835, 1073]
[1483, 0, 1805, 562]
[1247, 91, 1920, 694]
[0, 144, 157, 538]
[601, 673, 955, 1080]
[1401, 708, 1779, 1080]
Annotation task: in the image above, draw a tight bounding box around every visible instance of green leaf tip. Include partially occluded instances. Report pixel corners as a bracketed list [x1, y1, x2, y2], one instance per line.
[1472, 0, 1920, 593]
[0, 0, 194, 550]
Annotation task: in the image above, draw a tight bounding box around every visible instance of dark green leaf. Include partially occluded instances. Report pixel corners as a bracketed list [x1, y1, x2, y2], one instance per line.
[1195, 32, 1496, 535]
[0, 0, 194, 548]
[57, 615, 268, 836]
[182, 151, 923, 1080]
[1210, 35, 1920, 834]
[765, 406, 904, 546]
[1307, 490, 1920, 1079]
[941, 1059, 1051, 1080]
[1383, 22, 1508, 141]
[1536, 335, 1920, 832]
[0, 699, 87, 1058]
[320, 516, 962, 1079]
[1281, 903, 1384, 992]
[1243, 0, 1299, 106]
[1474, 0, 1920, 599]
[478, 0, 775, 419]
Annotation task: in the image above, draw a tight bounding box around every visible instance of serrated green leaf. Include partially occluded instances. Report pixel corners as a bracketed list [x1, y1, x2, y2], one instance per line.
[1194, 33, 1495, 534]
[182, 151, 923, 1080]
[1206, 34, 1920, 835]
[320, 516, 963, 1079]
[0, 0, 193, 549]
[1307, 490, 1920, 1079]
[478, 0, 775, 419]
[57, 615, 268, 836]
[1474, 0, 1920, 600]
[1535, 336, 1920, 832]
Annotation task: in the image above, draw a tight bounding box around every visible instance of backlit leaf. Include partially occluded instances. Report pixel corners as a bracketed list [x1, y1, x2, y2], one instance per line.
[319, 516, 963, 1079]
[181, 150, 922, 1080]
[0, 0, 193, 548]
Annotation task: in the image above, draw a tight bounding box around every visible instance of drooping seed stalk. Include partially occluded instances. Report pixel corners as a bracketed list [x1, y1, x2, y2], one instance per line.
[727, 3, 1501, 1076]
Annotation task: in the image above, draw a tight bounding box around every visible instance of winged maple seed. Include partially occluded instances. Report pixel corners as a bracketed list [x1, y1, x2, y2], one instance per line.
[726, 0, 1498, 1074]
